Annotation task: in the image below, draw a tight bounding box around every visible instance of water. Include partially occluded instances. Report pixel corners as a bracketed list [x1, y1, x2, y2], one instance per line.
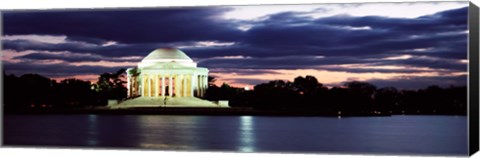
[4, 115, 467, 155]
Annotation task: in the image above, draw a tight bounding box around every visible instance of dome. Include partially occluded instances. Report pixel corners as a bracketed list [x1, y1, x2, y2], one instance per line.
[142, 48, 193, 62]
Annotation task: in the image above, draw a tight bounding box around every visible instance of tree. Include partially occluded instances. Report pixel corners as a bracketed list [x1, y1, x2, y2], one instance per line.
[293, 75, 322, 95]
[292, 75, 328, 108]
[20, 74, 56, 107]
[374, 87, 399, 113]
[95, 69, 127, 101]
[208, 76, 217, 87]
[252, 80, 300, 109]
[343, 81, 377, 113]
[58, 78, 96, 106]
[205, 81, 243, 101]
[326, 87, 349, 112]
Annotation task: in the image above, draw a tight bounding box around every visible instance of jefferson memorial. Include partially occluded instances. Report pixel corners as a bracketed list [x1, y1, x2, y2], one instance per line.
[126, 48, 208, 98]
[109, 48, 227, 108]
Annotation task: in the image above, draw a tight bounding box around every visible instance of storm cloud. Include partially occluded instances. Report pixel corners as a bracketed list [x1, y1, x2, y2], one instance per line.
[1, 3, 469, 88]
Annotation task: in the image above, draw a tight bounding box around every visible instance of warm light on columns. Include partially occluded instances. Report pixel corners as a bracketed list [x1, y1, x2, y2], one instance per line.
[127, 75, 131, 97]
[175, 75, 180, 97]
[141, 75, 145, 97]
[162, 75, 165, 97]
[183, 75, 187, 97]
[190, 74, 194, 97]
[135, 73, 206, 98]
[204, 75, 208, 96]
[202, 75, 206, 97]
[155, 75, 159, 97]
[149, 76, 153, 97]
[169, 75, 173, 97]
[197, 75, 201, 97]
[196, 75, 200, 96]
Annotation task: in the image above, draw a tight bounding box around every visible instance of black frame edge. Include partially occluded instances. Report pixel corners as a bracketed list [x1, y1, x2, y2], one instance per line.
[469, 1, 480, 156]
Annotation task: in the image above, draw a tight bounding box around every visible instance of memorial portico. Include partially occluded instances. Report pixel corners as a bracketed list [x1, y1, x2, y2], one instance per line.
[126, 48, 209, 98]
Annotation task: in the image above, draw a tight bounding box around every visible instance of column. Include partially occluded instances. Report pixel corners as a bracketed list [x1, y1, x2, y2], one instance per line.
[203, 75, 208, 97]
[133, 77, 136, 96]
[169, 75, 173, 97]
[161, 75, 165, 97]
[141, 75, 145, 96]
[193, 75, 197, 96]
[150, 76, 154, 97]
[147, 75, 151, 97]
[190, 74, 194, 97]
[198, 75, 202, 97]
[178, 75, 182, 97]
[175, 75, 180, 97]
[200, 75, 203, 97]
[155, 75, 159, 97]
[127, 75, 131, 97]
[135, 76, 138, 96]
[183, 75, 187, 97]
[194, 75, 200, 96]
[204, 75, 208, 88]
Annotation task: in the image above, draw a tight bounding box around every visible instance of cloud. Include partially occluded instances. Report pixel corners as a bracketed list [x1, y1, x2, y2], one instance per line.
[3, 7, 244, 44]
[209, 68, 282, 76]
[1, 5, 469, 89]
[3, 39, 162, 57]
[3, 6, 468, 60]
[3, 61, 127, 77]
[13, 51, 141, 63]
[366, 75, 467, 89]
[221, 78, 271, 87]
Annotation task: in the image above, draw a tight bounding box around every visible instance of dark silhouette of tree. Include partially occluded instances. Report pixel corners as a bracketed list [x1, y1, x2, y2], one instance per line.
[293, 75, 322, 95]
[252, 80, 300, 109]
[208, 76, 217, 87]
[2, 71, 468, 115]
[397, 90, 420, 114]
[95, 69, 127, 101]
[205, 80, 244, 101]
[3, 72, 21, 108]
[127, 67, 140, 76]
[20, 74, 56, 108]
[57, 78, 97, 107]
[292, 76, 328, 109]
[343, 81, 377, 113]
[374, 87, 399, 114]
[326, 87, 349, 112]
[419, 85, 444, 113]
[443, 86, 467, 114]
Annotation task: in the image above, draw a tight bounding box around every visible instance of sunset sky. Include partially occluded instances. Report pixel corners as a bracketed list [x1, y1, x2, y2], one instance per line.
[1, 2, 469, 89]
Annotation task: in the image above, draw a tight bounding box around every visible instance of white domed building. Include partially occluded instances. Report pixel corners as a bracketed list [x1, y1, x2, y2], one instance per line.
[126, 48, 209, 98]
[113, 48, 225, 108]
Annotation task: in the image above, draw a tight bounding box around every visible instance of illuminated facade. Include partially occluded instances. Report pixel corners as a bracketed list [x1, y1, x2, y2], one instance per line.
[126, 48, 209, 98]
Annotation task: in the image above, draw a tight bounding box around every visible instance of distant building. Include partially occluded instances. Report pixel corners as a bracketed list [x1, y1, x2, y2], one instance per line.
[113, 48, 227, 108]
[126, 48, 209, 98]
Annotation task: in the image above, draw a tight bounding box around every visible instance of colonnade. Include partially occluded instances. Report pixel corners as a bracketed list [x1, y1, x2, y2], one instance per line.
[137, 74, 208, 97]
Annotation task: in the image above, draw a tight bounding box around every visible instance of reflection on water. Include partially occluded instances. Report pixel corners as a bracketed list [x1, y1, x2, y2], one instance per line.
[239, 116, 255, 152]
[4, 115, 467, 155]
[134, 115, 202, 150]
[86, 114, 98, 146]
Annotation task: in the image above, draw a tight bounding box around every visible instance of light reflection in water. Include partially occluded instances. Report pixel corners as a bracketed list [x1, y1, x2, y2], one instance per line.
[86, 114, 98, 146]
[3, 115, 467, 155]
[239, 116, 256, 152]
[134, 115, 200, 150]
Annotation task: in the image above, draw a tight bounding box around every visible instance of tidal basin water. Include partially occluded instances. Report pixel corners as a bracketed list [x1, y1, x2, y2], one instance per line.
[4, 115, 467, 155]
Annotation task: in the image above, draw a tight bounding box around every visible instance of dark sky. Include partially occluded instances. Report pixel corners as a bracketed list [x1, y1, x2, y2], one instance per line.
[1, 2, 469, 89]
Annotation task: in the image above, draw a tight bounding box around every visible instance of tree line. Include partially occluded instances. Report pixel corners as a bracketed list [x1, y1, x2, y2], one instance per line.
[3, 70, 467, 115]
[204, 75, 467, 115]
[3, 69, 127, 109]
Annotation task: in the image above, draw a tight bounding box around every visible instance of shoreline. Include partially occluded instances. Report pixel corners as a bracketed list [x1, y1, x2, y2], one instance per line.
[3, 107, 466, 116]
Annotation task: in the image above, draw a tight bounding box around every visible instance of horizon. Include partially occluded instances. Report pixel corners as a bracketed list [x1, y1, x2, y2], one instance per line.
[3, 71, 467, 92]
[1, 2, 469, 89]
